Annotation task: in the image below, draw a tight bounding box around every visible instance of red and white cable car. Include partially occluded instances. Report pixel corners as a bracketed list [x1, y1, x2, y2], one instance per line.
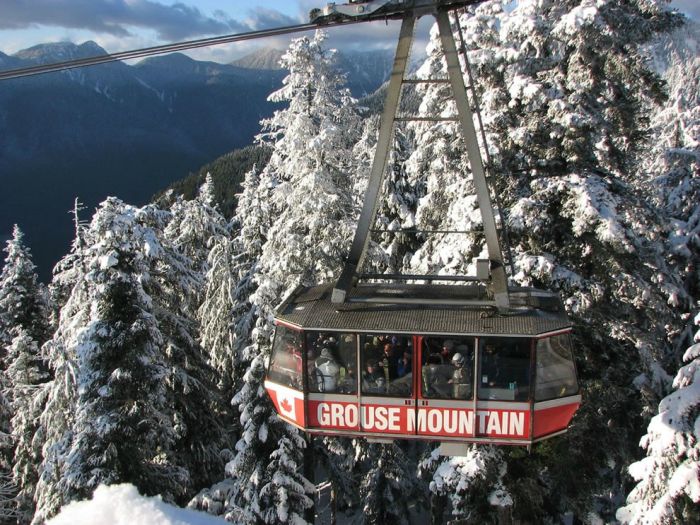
[264, 284, 580, 454]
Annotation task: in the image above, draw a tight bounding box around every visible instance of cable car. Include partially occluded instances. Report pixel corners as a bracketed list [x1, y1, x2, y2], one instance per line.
[265, 283, 580, 454]
[265, 0, 581, 454]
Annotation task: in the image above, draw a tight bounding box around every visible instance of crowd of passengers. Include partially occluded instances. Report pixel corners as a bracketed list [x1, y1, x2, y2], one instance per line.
[272, 329, 576, 402]
[306, 335, 485, 399]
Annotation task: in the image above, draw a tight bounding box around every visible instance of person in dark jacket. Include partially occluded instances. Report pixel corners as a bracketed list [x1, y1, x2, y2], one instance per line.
[362, 360, 385, 394]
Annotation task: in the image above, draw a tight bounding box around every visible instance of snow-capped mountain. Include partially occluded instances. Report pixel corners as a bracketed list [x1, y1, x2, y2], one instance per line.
[233, 46, 394, 96]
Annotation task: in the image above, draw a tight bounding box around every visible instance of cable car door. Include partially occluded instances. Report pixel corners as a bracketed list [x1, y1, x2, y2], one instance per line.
[358, 334, 416, 437]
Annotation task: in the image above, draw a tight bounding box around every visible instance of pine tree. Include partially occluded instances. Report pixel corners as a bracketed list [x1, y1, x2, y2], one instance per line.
[617, 311, 700, 525]
[419, 445, 510, 523]
[5, 329, 48, 523]
[48, 199, 90, 331]
[364, 125, 420, 276]
[192, 31, 362, 524]
[55, 199, 186, 503]
[128, 202, 228, 500]
[358, 442, 424, 525]
[312, 437, 359, 520]
[255, 31, 360, 292]
[400, 1, 686, 521]
[0, 225, 49, 349]
[198, 234, 237, 391]
[165, 177, 228, 275]
[640, 18, 700, 310]
[33, 314, 85, 523]
[259, 435, 315, 524]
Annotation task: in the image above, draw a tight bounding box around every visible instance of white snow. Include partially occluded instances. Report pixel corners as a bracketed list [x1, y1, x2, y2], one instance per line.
[47, 484, 227, 525]
[99, 252, 118, 269]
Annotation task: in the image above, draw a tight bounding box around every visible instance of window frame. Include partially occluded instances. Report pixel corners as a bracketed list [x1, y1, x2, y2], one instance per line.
[534, 332, 580, 402]
[419, 335, 475, 401]
[305, 331, 358, 395]
[476, 336, 533, 402]
[359, 333, 415, 398]
[267, 324, 304, 390]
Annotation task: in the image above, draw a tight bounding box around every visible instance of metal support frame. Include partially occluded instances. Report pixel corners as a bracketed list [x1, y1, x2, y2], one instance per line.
[332, 15, 417, 303]
[435, 10, 509, 308]
[332, 6, 510, 309]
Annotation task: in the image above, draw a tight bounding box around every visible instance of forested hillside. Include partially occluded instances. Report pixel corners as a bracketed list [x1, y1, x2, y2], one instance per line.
[0, 43, 391, 282]
[0, 1, 698, 524]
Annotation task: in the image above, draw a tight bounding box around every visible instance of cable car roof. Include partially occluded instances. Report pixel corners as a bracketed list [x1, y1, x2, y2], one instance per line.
[275, 283, 571, 337]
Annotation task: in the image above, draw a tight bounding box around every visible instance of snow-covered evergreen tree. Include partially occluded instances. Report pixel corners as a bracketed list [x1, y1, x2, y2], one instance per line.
[358, 442, 424, 525]
[53, 199, 186, 505]
[33, 265, 90, 522]
[193, 31, 363, 524]
[419, 445, 510, 523]
[165, 174, 228, 271]
[366, 126, 421, 275]
[312, 437, 359, 520]
[255, 31, 360, 292]
[5, 329, 48, 523]
[126, 201, 228, 500]
[0, 225, 49, 349]
[641, 19, 700, 314]
[259, 435, 315, 524]
[198, 234, 237, 391]
[400, 1, 687, 521]
[617, 311, 700, 525]
[164, 175, 229, 317]
[48, 199, 90, 331]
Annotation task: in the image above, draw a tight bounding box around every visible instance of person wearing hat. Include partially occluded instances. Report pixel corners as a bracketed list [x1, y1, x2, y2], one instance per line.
[449, 351, 472, 399]
[315, 347, 340, 392]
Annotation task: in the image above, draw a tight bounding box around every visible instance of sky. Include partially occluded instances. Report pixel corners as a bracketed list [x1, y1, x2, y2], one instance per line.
[0, 0, 421, 63]
[0, 0, 697, 64]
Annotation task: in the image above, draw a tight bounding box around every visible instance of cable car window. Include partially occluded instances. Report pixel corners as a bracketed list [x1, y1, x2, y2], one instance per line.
[268, 326, 303, 389]
[360, 334, 413, 397]
[477, 337, 531, 401]
[306, 332, 357, 394]
[535, 334, 578, 401]
[421, 337, 474, 400]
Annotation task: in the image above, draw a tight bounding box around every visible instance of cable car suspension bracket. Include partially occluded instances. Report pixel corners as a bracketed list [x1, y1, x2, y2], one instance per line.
[331, 4, 510, 310]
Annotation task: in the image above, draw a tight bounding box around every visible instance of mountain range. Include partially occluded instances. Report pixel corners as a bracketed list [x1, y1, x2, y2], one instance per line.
[0, 42, 392, 279]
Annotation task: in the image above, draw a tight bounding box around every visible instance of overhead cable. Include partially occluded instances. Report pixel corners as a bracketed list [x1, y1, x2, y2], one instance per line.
[0, 21, 342, 81]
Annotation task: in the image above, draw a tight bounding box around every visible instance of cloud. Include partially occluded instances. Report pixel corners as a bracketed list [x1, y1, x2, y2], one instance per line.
[245, 7, 301, 30]
[672, 0, 699, 20]
[0, 0, 247, 40]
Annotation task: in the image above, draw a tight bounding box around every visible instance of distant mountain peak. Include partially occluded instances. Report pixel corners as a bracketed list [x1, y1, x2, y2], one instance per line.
[137, 52, 197, 69]
[231, 47, 285, 70]
[14, 40, 108, 64]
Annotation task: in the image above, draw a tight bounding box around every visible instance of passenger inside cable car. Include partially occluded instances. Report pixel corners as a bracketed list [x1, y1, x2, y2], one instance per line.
[422, 337, 473, 399]
[307, 332, 357, 393]
[360, 334, 413, 396]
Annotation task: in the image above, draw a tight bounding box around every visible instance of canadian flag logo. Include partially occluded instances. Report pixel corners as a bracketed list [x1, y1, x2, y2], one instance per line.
[278, 395, 296, 421]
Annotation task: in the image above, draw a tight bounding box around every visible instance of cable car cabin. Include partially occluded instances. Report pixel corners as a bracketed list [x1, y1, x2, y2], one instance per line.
[264, 283, 581, 455]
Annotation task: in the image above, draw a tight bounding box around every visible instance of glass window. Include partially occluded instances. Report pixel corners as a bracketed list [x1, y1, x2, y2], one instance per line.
[421, 337, 474, 400]
[478, 337, 531, 401]
[306, 332, 357, 394]
[360, 334, 413, 397]
[535, 335, 579, 401]
[267, 326, 303, 389]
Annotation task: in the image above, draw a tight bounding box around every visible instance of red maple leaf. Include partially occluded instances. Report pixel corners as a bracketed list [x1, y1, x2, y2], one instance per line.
[280, 398, 292, 413]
